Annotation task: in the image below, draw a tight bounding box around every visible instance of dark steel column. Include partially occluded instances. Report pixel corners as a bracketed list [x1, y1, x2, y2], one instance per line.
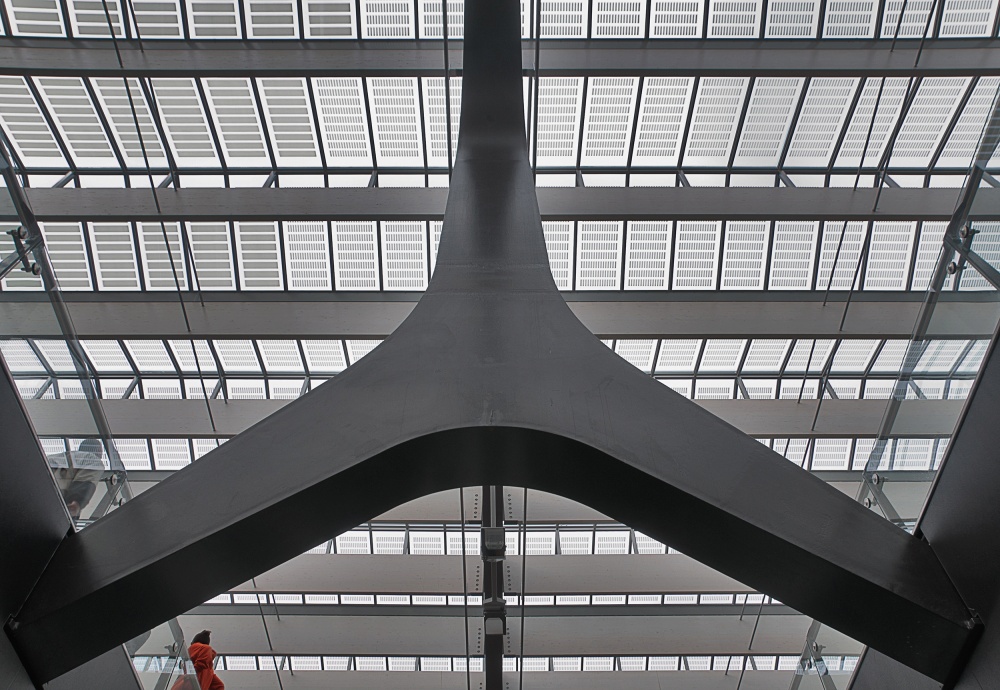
[480, 486, 507, 688]
[5, 0, 981, 684]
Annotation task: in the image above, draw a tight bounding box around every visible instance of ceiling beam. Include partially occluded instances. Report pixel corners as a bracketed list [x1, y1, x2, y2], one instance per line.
[0, 39, 995, 78]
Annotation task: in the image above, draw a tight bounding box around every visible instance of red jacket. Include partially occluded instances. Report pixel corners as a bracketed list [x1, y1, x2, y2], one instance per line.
[187, 642, 217, 673]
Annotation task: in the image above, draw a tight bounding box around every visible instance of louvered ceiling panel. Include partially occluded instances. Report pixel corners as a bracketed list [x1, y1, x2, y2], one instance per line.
[816, 221, 866, 290]
[649, 0, 705, 36]
[304, 0, 357, 37]
[768, 221, 818, 290]
[68, 0, 125, 36]
[429, 221, 442, 275]
[580, 77, 639, 166]
[367, 77, 425, 167]
[576, 220, 623, 289]
[542, 221, 575, 290]
[864, 221, 916, 290]
[89, 222, 140, 291]
[939, 0, 999, 36]
[937, 77, 1000, 168]
[137, 222, 187, 290]
[962, 221, 1000, 290]
[720, 220, 769, 290]
[346, 339, 381, 363]
[311, 77, 373, 167]
[911, 221, 950, 291]
[733, 78, 804, 167]
[5, 0, 65, 35]
[203, 78, 271, 166]
[235, 221, 283, 290]
[186, 0, 241, 38]
[656, 339, 702, 373]
[672, 221, 722, 289]
[168, 340, 217, 373]
[91, 78, 168, 167]
[257, 78, 321, 167]
[284, 221, 332, 290]
[422, 77, 462, 168]
[533, 77, 584, 167]
[624, 221, 672, 290]
[631, 77, 694, 167]
[683, 77, 750, 166]
[822, 0, 877, 36]
[707, 0, 762, 36]
[332, 221, 379, 290]
[614, 339, 657, 372]
[381, 220, 428, 290]
[765, 0, 819, 36]
[215, 339, 261, 371]
[591, 0, 647, 36]
[835, 78, 909, 167]
[40, 223, 92, 290]
[244, 0, 299, 38]
[0, 77, 65, 166]
[301, 340, 347, 373]
[361, 0, 416, 37]
[419, 0, 464, 37]
[34, 77, 116, 167]
[257, 339, 303, 372]
[539, 0, 589, 36]
[889, 77, 970, 168]
[880, 0, 935, 37]
[188, 222, 237, 290]
[699, 338, 747, 371]
[150, 79, 220, 166]
[783, 78, 859, 168]
[742, 339, 791, 371]
[130, 0, 183, 38]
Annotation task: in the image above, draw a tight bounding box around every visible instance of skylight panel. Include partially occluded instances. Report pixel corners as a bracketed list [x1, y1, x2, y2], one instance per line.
[956, 339, 989, 374]
[961, 222, 1000, 290]
[870, 339, 907, 373]
[138, 222, 187, 290]
[742, 339, 791, 372]
[152, 439, 191, 470]
[142, 379, 183, 399]
[0, 77, 65, 165]
[214, 340, 262, 372]
[765, 0, 819, 36]
[880, 0, 935, 37]
[783, 78, 858, 168]
[422, 77, 462, 167]
[853, 438, 878, 468]
[614, 340, 657, 372]
[915, 340, 967, 373]
[233, 222, 283, 290]
[2, 263, 42, 292]
[682, 78, 749, 166]
[835, 78, 909, 167]
[656, 340, 702, 373]
[624, 221, 671, 289]
[785, 339, 835, 372]
[828, 379, 861, 398]
[130, 0, 183, 38]
[672, 221, 721, 289]
[0, 340, 44, 373]
[580, 78, 639, 166]
[256, 340, 303, 373]
[707, 0, 762, 37]
[533, 78, 584, 167]
[649, 0, 704, 36]
[113, 439, 151, 470]
[7, 0, 66, 35]
[890, 78, 970, 168]
[741, 378, 777, 398]
[81, 340, 131, 372]
[226, 379, 267, 399]
[699, 339, 746, 372]
[33, 77, 116, 167]
[591, 0, 646, 36]
[68, 0, 125, 36]
[939, 0, 998, 36]
[733, 78, 803, 167]
[381, 221, 428, 290]
[361, 0, 415, 37]
[257, 79, 320, 166]
[268, 380, 304, 399]
[283, 221, 331, 290]
[193, 439, 221, 460]
[720, 221, 769, 290]
[185, 376, 219, 400]
[779, 378, 819, 399]
[186, 0, 241, 38]
[41, 223, 92, 290]
[576, 221, 623, 289]
[938, 78, 1000, 168]
[91, 79, 168, 168]
[124, 340, 174, 372]
[346, 339, 381, 364]
[631, 78, 693, 167]
[244, 0, 299, 37]
[542, 221, 575, 290]
[864, 221, 915, 290]
[304, 0, 357, 37]
[310, 78, 372, 166]
[539, 0, 589, 36]
[150, 79, 220, 166]
[301, 340, 347, 373]
[816, 221, 866, 290]
[429, 221, 443, 275]
[366, 77, 424, 167]
[659, 378, 692, 397]
[419, 0, 464, 36]
[910, 222, 951, 290]
[187, 222, 236, 290]
[766, 221, 817, 290]
[830, 339, 880, 372]
[410, 530, 445, 554]
[812, 439, 851, 470]
[695, 379, 735, 399]
[822, 0, 877, 36]
[331, 221, 378, 290]
[203, 79, 270, 166]
[893, 438, 934, 469]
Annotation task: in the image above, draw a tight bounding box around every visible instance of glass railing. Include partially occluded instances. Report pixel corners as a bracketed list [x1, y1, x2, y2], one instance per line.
[127, 618, 200, 690]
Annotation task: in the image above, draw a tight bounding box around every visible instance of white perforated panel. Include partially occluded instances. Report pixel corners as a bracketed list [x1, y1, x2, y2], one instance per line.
[0, 340, 43, 373]
[880, 0, 934, 37]
[539, 0, 589, 36]
[89, 223, 140, 290]
[188, 223, 236, 290]
[733, 78, 803, 166]
[312, 78, 372, 166]
[624, 221, 672, 289]
[699, 339, 747, 371]
[333, 221, 379, 290]
[742, 339, 791, 371]
[244, 0, 298, 37]
[34, 77, 116, 166]
[367, 77, 424, 166]
[784, 78, 858, 167]
[419, 0, 463, 36]
[81, 340, 130, 372]
[7, 0, 65, 35]
[816, 221, 865, 290]
[741, 378, 777, 398]
[186, 0, 240, 37]
[720, 221, 768, 289]
[835, 78, 909, 167]
[831, 339, 880, 372]
[257, 340, 303, 372]
[961, 221, 1000, 290]
[812, 439, 851, 470]
[235, 222, 283, 290]
[169, 340, 217, 372]
[890, 78, 970, 167]
[864, 221, 915, 290]
[695, 379, 735, 399]
[615, 339, 657, 371]
[130, 0, 183, 37]
[138, 222, 187, 290]
[203, 79, 270, 165]
[152, 439, 191, 469]
[284, 221, 332, 290]
[215, 340, 261, 371]
[302, 340, 347, 372]
[346, 339, 381, 363]
[656, 340, 702, 372]
[422, 77, 462, 167]
[304, 0, 356, 37]
[910, 221, 949, 290]
[533, 78, 584, 166]
[938, 77, 1000, 168]
[0, 77, 63, 165]
[786, 339, 835, 372]
[672, 221, 721, 289]
[68, 0, 124, 36]
[381, 221, 428, 290]
[649, 0, 704, 35]
[542, 221, 574, 290]
[683, 78, 749, 166]
[939, 0, 998, 35]
[765, 0, 818, 36]
[362, 0, 415, 37]
[768, 221, 818, 290]
[822, 0, 877, 36]
[591, 0, 646, 36]
[92, 78, 168, 166]
[150, 79, 220, 165]
[708, 0, 761, 36]
[429, 220, 442, 275]
[124, 340, 173, 371]
[142, 379, 182, 399]
[576, 221, 623, 289]
[631, 77, 694, 167]
[580, 77, 638, 166]
[258, 78, 320, 166]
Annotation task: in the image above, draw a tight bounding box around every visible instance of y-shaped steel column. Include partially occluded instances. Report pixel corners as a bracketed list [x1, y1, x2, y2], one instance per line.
[6, 0, 980, 684]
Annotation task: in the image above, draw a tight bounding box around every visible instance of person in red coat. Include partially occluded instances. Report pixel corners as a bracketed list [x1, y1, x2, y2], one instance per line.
[188, 630, 225, 690]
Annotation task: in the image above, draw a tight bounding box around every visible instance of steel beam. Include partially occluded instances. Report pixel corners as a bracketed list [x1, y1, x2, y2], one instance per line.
[6, 0, 979, 684]
[0, 39, 995, 79]
[9, 186, 999, 223]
